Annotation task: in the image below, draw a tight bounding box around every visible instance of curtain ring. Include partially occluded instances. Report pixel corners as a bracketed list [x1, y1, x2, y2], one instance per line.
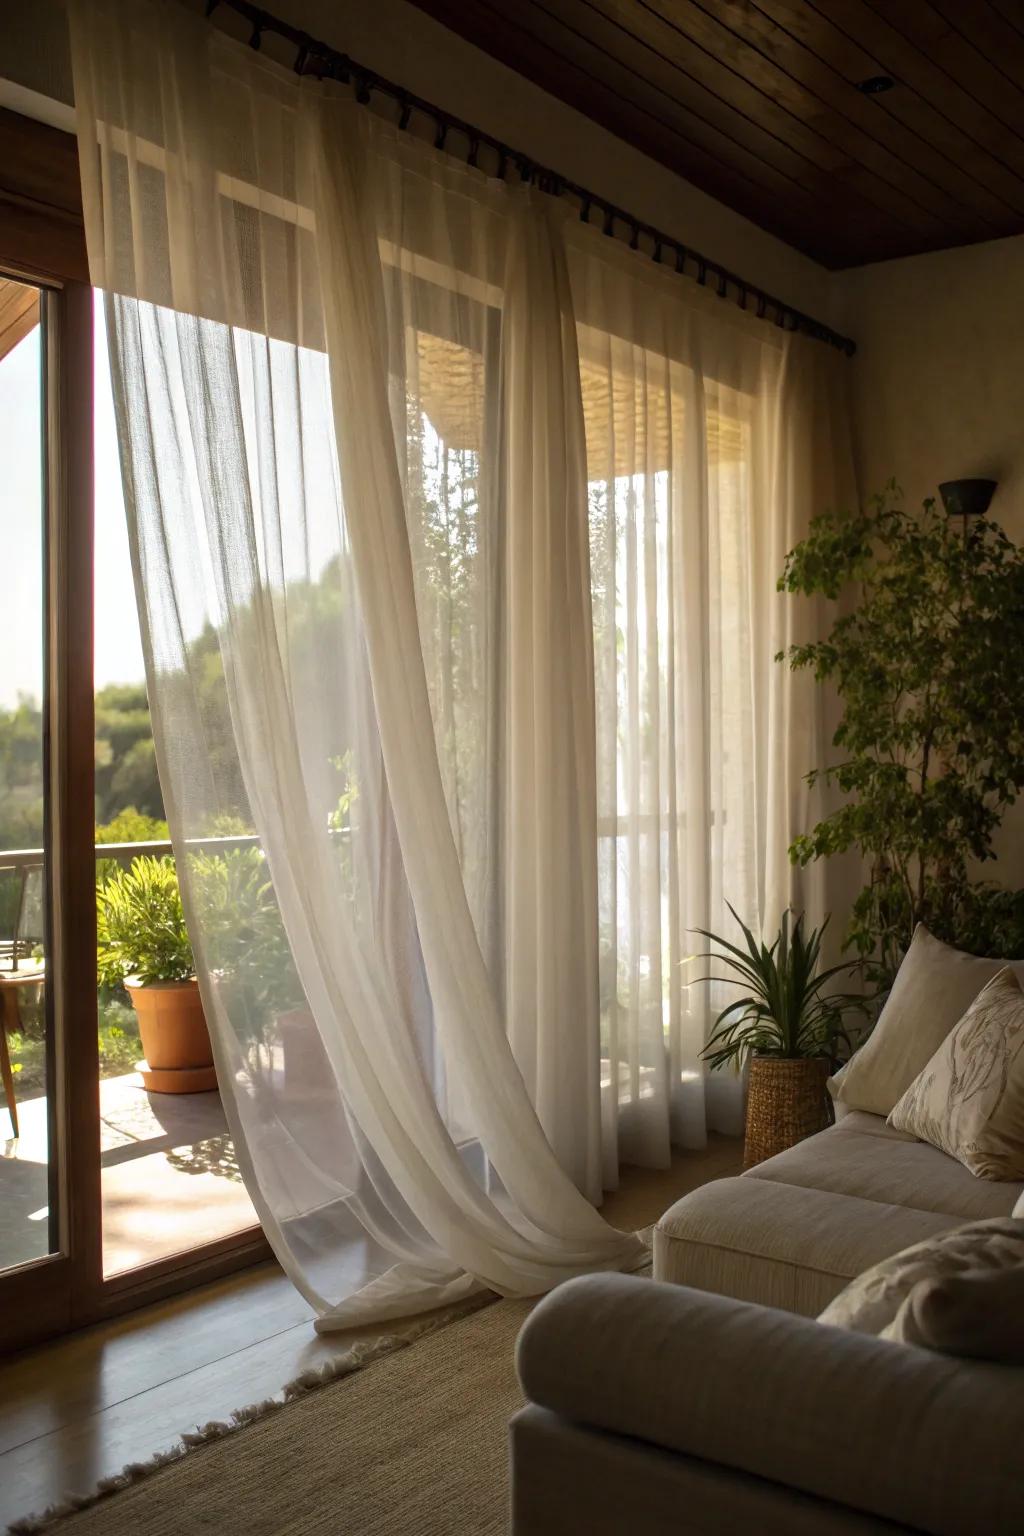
[355, 74, 372, 105]
[468, 134, 480, 167]
[580, 196, 592, 224]
[294, 44, 308, 76]
[398, 98, 412, 131]
[435, 119, 448, 150]
[697, 259, 708, 286]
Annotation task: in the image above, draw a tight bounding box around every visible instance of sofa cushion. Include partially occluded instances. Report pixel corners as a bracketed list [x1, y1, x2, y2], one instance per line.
[746, 1114, 1024, 1221]
[830, 925, 1021, 1117]
[654, 1176, 962, 1315]
[888, 968, 1024, 1181]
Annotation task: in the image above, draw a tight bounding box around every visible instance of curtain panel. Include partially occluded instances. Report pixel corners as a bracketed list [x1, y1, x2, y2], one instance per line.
[69, 0, 853, 1324]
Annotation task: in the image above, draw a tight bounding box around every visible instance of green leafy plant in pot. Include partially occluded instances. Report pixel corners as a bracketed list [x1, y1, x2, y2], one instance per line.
[778, 484, 1024, 988]
[97, 855, 216, 1094]
[695, 905, 864, 1168]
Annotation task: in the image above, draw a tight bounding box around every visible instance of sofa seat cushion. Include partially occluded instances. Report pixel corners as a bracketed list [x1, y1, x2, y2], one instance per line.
[746, 1114, 1024, 1220]
[654, 1176, 963, 1315]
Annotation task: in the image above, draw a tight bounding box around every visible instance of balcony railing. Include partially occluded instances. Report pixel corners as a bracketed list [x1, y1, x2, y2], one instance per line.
[0, 835, 262, 961]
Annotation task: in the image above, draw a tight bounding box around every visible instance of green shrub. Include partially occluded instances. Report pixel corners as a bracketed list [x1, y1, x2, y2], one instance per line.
[97, 855, 194, 986]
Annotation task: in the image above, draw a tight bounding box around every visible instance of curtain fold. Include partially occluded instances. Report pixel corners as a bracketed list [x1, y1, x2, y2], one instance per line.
[568, 229, 855, 1177]
[70, 0, 643, 1329]
[499, 197, 603, 1202]
[69, 0, 854, 1326]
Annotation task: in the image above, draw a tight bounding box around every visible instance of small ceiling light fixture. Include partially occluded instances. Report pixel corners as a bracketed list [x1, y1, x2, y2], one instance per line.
[939, 478, 997, 538]
[857, 75, 896, 94]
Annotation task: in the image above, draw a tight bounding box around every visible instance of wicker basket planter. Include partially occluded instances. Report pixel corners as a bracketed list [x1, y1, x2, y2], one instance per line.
[743, 1055, 832, 1170]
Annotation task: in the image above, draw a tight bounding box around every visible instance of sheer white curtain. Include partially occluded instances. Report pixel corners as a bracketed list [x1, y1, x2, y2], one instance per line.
[568, 231, 854, 1181]
[69, 0, 642, 1326]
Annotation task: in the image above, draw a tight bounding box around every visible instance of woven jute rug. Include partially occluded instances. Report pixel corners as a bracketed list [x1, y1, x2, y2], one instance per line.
[23, 1295, 534, 1536]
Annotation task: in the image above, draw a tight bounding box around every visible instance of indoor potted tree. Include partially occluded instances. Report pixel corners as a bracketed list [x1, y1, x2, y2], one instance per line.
[778, 483, 1024, 987]
[695, 906, 864, 1168]
[97, 855, 216, 1093]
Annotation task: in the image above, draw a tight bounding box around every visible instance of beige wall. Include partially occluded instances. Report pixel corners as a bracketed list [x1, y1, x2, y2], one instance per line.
[837, 234, 1024, 538]
[837, 236, 1024, 883]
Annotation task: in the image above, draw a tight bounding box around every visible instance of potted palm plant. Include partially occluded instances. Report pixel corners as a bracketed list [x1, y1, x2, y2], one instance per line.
[694, 906, 864, 1168]
[97, 855, 216, 1094]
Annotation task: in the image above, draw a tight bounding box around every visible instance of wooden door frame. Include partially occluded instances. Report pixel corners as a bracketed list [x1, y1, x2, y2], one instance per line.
[0, 106, 269, 1356]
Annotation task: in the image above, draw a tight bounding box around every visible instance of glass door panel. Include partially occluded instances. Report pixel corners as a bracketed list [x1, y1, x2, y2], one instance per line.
[92, 295, 257, 1277]
[0, 278, 54, 1273]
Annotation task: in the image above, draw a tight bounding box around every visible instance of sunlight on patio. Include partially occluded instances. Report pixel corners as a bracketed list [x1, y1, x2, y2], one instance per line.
[1, 1075, 256, 1277]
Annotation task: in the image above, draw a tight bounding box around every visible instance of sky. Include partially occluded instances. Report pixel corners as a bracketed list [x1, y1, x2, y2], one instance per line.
[0, 288, 146, 709]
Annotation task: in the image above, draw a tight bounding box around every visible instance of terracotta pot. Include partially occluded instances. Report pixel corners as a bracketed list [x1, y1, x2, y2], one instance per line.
[278, 1007, 331, 1093]
[743, 1055, 831, 1170]
[126, 978, 217, 1094]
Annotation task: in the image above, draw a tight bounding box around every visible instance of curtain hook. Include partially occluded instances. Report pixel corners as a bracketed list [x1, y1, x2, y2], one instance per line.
[435, 119, 448, 150]
[294, 44, 308, 76]
[697, 259, 708, 286]
[398, 97, 412, 131]
[468, 134, 480, 167]
[580, 196, 592, 224]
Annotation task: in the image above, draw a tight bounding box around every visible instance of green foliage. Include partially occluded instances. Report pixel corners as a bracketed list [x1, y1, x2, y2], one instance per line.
[779, 484, 1024, 985]
[696, 906, 865, 1070]
[93, 683, 165, 822]
[94, 806, 171, 887]
[96, 855, 194, 987]
[8, 995, 141, 1095]
[188, 845, 303, 1037]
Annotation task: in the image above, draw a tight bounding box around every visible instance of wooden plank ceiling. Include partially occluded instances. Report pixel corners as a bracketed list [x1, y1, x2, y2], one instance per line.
[408, 0, 1024, 268]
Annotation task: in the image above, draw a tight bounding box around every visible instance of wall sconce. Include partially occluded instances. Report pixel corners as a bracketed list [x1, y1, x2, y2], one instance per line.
[939, 479, 997, 538]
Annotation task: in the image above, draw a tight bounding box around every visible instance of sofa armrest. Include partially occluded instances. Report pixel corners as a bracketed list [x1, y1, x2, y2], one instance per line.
[516, 1274, 1024, 1536]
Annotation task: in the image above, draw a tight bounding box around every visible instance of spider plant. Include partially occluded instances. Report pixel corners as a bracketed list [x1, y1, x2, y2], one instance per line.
[695, 905, 865, 1072]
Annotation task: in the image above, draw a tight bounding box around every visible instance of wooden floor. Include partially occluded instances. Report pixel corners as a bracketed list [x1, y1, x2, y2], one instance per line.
[0, 1138, 741, 1532]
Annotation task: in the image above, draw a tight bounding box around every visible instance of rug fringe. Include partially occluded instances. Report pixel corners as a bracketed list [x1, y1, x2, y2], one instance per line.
[7, 1296, 493, 1535]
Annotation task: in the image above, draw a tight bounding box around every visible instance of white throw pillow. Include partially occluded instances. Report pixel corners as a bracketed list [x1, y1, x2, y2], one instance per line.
[887, 968, 1024, 1180]
[829, 925, 1021, 1117]
[818, 1218, 1024, 1341]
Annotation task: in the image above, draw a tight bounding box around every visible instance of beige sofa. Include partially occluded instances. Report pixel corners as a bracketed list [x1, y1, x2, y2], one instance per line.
[655, 1107, 1023, 1314]
[511, 1114, 1024, 1534]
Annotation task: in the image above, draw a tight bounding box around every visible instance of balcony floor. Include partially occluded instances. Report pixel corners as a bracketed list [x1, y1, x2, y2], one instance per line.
[1, 1074, 257, 1278]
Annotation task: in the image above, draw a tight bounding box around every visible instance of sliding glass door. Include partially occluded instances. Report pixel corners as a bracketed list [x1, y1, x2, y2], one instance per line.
[0, 109, 271, 1350]
[0, 278, 55, 1279]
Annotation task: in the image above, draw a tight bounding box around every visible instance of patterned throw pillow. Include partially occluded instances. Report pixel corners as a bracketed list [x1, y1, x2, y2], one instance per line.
[882, 1265, 1024, 1364]
[886, 967, 1024, 1180]
[819, 1218, 1024, 1339]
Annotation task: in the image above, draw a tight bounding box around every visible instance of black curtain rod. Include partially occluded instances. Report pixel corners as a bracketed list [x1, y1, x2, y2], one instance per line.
[205, 0, 856, 357]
